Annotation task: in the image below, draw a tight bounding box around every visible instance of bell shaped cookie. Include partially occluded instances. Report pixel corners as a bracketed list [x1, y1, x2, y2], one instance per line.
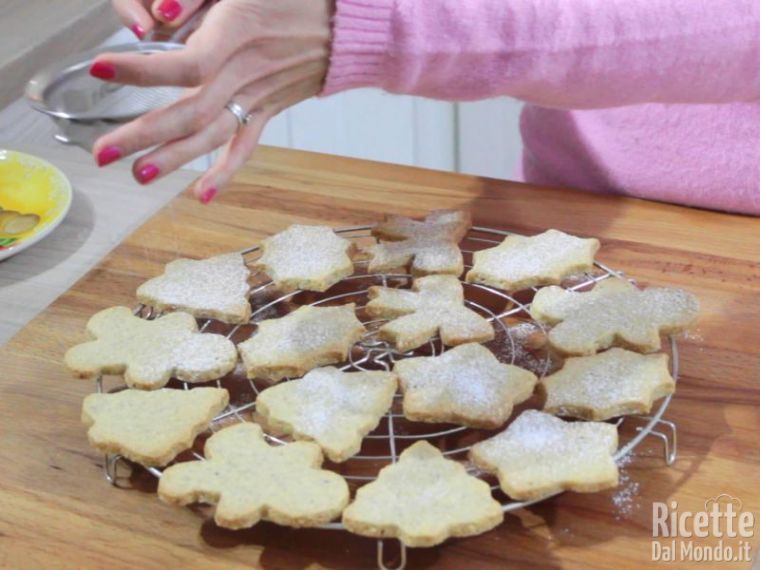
[137, 253, 251, 324]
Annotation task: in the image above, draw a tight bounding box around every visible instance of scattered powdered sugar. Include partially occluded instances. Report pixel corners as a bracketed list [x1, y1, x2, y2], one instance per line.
[612, 454, 640, 520]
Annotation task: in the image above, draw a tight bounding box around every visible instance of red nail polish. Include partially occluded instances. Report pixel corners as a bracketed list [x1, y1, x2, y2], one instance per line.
[158, 0, 182, 22]
[96, 146, 122, 167]
[130, 23, 146, 40]
[136, 164, 160, 184]
[200, 187, 218, 204]
[89, 61, 116, 80]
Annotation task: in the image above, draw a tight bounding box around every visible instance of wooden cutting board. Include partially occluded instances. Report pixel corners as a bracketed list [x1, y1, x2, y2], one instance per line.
[1, 146, 758, 569]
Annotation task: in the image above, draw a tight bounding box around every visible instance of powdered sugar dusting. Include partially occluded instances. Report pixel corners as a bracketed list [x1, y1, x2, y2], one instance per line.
[258, 225, 353, 291]
[532, 279, 699, 353]
[396, 343, 537, 426]
[369, 210, 470, 274]
[137, 253, 250, 323]
[367, 275, 494, 350]
[468, 229, 598, 290]
[542, 348, 672, 418]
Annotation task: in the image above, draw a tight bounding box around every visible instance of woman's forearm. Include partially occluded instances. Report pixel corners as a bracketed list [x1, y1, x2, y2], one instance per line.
[323, 0, 760, 108]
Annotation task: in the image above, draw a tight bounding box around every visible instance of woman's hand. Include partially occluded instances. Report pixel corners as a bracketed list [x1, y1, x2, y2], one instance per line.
[112, 0, 209, 40]
[92, 0, 333, 203]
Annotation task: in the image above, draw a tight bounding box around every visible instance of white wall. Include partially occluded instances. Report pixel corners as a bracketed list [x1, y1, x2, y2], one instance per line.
[260, 90, 524, 180]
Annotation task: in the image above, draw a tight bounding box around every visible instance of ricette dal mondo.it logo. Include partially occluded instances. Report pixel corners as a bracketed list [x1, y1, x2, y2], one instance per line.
[651, 494, 755, 563]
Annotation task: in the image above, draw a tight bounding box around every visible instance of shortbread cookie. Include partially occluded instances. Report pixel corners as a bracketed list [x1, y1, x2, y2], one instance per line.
[368, 210, 471, 276]
[158, 422, 349, 529]
[530, 278, 699, 355]
[82, 387, 228, 466]
[255, 224, 355, 292]
[393, 343, 537, 428]
[466, 229, 600, 291]
[65, 307, 238, 389]
[540, 348, 674, 420]
[137, 253, 251, 324]
[366, 275, 494, 352]
[238, 304, 366, 381]
[256, 367, 397, 462]
[342, 441, 503, 547]
[470, 410, 618, 500]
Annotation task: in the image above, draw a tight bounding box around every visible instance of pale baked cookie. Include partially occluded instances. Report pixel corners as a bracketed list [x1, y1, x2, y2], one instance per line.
[65, 307, 238, 389]
[366, 275, 494, 352]
[256, 367, 397, 462]
[238, 304, 366, 381]
[82, 387, 228, 466]
[137, 253, 251, 324]
[530, 278, 699, 355]
[255, 224, 355, 292]
[470, 410, 619, 500]
[393, 343, 537, 428]
[158, 422, 349, 530]
[466, 229, 600, 291]
[368, 209, 471, 276]
[342, 441, 503, 547]
[540, 348, 674, 421]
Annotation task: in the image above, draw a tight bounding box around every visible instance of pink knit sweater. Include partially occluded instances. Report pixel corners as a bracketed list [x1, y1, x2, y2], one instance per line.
[322, 0, 760, 215]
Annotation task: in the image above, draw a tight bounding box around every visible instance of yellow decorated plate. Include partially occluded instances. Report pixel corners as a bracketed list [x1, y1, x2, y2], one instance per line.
[0, 149, 72, 261]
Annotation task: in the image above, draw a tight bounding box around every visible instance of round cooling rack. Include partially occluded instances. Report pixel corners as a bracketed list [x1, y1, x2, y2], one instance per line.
[98, 225, 679, 570]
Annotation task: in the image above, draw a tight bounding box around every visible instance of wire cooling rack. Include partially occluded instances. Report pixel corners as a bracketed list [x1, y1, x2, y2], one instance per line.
[98, 225, 679, 570]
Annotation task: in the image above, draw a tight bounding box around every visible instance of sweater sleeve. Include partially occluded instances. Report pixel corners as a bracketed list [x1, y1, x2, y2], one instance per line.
[322, 0, 760, 109]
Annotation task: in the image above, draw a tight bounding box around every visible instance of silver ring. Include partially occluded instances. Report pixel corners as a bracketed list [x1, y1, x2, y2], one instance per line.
[225, 102, 253, 131]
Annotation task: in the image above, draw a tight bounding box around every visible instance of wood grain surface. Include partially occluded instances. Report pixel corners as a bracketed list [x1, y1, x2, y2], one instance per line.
[1, 146, 758, 569]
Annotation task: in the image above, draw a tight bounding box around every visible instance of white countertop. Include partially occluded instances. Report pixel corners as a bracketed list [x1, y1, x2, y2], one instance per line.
[0, 1, 119, 108]
[0, 142, 196, 345]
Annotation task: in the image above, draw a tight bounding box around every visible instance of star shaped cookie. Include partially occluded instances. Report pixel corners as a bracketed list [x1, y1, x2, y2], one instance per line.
[366, 275, 494, 351]
[470, 410, 619, 500]
[393, 343, 537, 428]
[238, 304, 366, 381]
[256, 367, 397, 462]
[82, 387, 228, 466]
[254, 224, 355, 292]
[342, 441, 503, 547]
[368, 209, 471, 276]
[540, 348, 675, 420]
[466, 229, 600, 291]
[158, 422, 350, 529]
[137, 253, 251, 324]
[65, 307, 239, 389]
[530, 278, 699, 355]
